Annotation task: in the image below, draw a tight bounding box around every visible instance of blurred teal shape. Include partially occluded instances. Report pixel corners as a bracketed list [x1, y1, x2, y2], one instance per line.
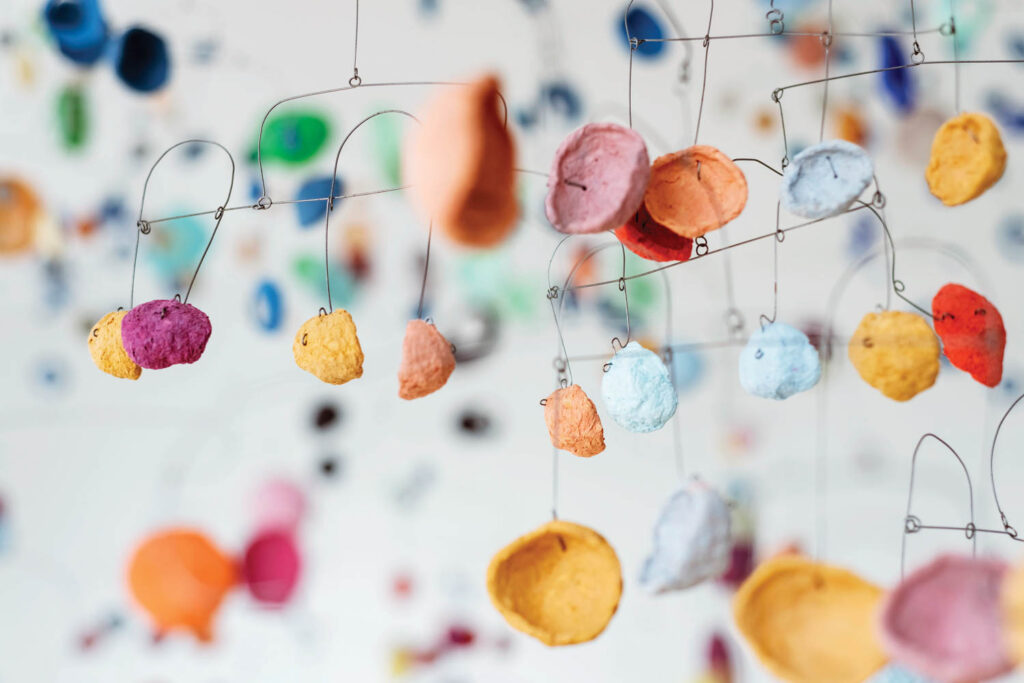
[292, 253, 356, 309]
[144, 211, 205, 283]
[369, 107, 402, 186]
[250, 111, 331, 165]
[57, 83, 88, 150]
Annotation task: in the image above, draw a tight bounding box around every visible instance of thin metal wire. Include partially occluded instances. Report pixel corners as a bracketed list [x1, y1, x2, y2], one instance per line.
[819, 0, 833, 142]
[253, 80, 510, 203]
[949, 0, 961, 113]
[416, 220, 433, 320]
[775, 59, 1024, 95]
[322, 109, 420, 312]
[692, 0, 714, 146]
[131, 139, 236, 308]
[609, 243, 632, 352]
[351, 0, 360, 86]
[988, 393, 1024, 537]
[759, 201, 784, 329]
[900, 433, 977, 577]
[641, 27, 945, 42]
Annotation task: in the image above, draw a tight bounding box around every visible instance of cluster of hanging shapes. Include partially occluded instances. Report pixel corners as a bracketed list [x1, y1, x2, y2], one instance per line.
[85, 69, 1014, 655]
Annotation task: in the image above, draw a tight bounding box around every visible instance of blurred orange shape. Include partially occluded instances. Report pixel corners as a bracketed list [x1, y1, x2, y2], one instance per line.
[127, 528, 237, 641]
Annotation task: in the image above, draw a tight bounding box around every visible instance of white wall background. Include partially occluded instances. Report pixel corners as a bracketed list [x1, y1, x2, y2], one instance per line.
[3, 0, 1024, 680]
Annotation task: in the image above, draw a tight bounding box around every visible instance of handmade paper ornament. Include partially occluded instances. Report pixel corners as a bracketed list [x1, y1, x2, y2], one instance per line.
[398, 319, 455, 400]
[925, 113, 1006, 206]
[738, 322, 821, 400]
[0, 177, 42, 255]
[733, 555, 887, 683]
[1002, 563, 1024, 663]
[639, 480, 732, 593]
[601, 341, 677, 433]
[613, 202, 694, 262]
[404, 75, 517, 247]
[292, 309, 364, 385]
[879, 555, 1012, 683]
[127, 529, 237, 641]
[931, 283, 1006, 387]
[487, 520, 622, 646]
[544, 123, 649, 234]
[242, 529, 301, 606]
[780, 140, 874, 220]
[848, 311, 939, 402]
[88, 310, 141, 380]
[121, 299, 212, 369]
[543, 384, 605, 457]
[643, 146, 747, 238]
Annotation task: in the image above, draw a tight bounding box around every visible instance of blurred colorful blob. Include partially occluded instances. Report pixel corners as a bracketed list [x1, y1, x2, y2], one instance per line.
[251, 110, 331, 165]
[113, 27, 170, 93]
[43, 0, 109, 66]
[370, 109, 402, 186]
[0, 177, 44, 255]
[127, 528, 237, 642]
[996, 213, 1024, 263]
[986, 91, 1024, 134]
[143, 212, 205, 283]
[242, 529, 301, 606]
[294, 176, 343, 227]
[878, 35, 915, 113]
[292, 253, 356, 307]
[516, 81, 583, 129]
[57, 83, 88, 150]
[251, 279, 284, 332]
[670, 346, 705, 394]
[619, 5, 665, 58]
[253, 478, 307, 531]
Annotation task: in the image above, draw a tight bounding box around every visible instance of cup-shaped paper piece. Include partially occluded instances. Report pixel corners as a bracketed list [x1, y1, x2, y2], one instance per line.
[848, 311, 939, 401]
[543, 384, 605, 457]
[292, 309, 364, 385]
[545, 123, 650, 234]
[639, 480, 732, 594]
[602, 341, 678, 433]
[487, 520, 622, 646]
[733, 555, 888, 683]
[113, 26, 171, 93]
[643, 146, 747, 238]
[926, 113, 1006, 206]
[0, 177, 42, 255]
[88, 310, 141, 380]
[931, 283, 1006, 387]
[880, 555, 1012, 683]
[780, 140, 874, 219]
[398, 319, 456, 400]
[127, 529, 237, 641]
[404, 75, 517, 247]
[614, 201, 693, 262]
[738, 322, 821, 400]
[121, 299, 212, 369]
[242, 529, 301, 606]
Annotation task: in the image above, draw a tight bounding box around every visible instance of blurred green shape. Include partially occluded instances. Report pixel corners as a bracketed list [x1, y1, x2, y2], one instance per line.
[250, 111, 330, 165]
[57, 84, 88, 150]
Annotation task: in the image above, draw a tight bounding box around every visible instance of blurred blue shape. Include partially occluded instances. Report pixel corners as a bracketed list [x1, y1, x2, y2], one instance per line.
[43, 0, 109, 66]
[252, 279, 284, 332]
[847, 214, 878, 258]
[113, 27, 171, 93]
[986, 91, 1024, 133]
[294, 176, 343, 228]
[878, 34, 915, 113]
[620, 5, 665, 59]
[996, 213, 1024, 263]
[670, 345, 704, 394]
[516, 81, 584, 129]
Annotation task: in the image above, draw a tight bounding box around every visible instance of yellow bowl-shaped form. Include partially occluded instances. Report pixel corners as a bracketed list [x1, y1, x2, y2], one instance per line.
[925, 112, 1006, 206]
[487, 520, 622, 646]
[293, 309, 364, 385]
[848, 311, 939, 401]
[733, 555, 887, 683]
[88, 310, 141, 380]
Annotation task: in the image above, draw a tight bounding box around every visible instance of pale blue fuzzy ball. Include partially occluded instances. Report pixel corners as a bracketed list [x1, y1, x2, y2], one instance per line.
[601, 341, 678, 433]
[738, 322, 821, 400]
[781, 139, 874, 220]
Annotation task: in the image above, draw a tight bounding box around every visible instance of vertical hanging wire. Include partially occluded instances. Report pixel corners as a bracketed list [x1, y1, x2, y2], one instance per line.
[818, 0, 834, 142]
[949, 0, 961, 113]
[350, 0, 361, 86]
[659, 269, 686, 482]
[692, 0, 714, 145]
[416, 220, 433, 320]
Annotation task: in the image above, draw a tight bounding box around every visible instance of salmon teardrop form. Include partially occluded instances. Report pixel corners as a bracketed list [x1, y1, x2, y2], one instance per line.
[543, 383, 605, 457]
[398, 319, 456, 399]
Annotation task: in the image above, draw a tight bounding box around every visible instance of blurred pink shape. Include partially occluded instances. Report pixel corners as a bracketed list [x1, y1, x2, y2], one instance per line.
[243, 529, 301, 605]
[254, 478, 306, 531]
